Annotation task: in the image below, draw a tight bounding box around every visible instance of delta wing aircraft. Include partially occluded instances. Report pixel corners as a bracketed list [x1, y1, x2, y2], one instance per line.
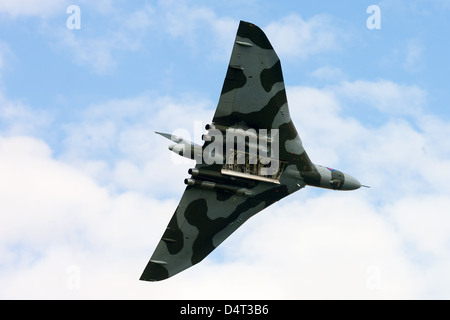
[140, 21, 366, 282]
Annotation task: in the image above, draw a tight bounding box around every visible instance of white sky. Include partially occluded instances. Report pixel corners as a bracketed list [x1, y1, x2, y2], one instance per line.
[1, 0, 450, 299]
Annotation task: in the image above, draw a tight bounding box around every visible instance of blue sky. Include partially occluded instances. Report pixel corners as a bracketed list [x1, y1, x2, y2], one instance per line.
[1, 0, 450, 299]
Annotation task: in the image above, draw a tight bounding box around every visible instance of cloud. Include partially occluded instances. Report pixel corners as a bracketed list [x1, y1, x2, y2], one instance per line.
[310, 65, 346, 82]
[2, 74, 450, 298]
[336, 80, 427, 117]
[59, 33, 118, 74]
[0, 92, 51, 136]
[379, 38, 426, 75]
[287, 85, 364, 167]
[265, 13, 343, 60]
[158, 0, 238, 60]
[403, 38, 425, 72]
[0, 44, 52, 136]
[53, 2, 237, 73]
[0, 41, 15, 85]
[0, 136, 105, 243]
[0, 0, 68, 18]
[288, 80, 448, 196]
[48, 5, 341, 74]
[217, 194, 421, 299]
[143, 5, 341, 63]
[280, 81, 450, 299]
[60, 93, 214, 197]
[0, 135, 178, 298]
[54, 4, 154, 74]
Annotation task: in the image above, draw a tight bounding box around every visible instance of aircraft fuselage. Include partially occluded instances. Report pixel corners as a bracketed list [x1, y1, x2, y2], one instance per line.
[302, 164, 361, 191]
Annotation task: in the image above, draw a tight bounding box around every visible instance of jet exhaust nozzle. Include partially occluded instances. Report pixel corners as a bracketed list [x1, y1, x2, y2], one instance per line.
[184, 178, 252, 196]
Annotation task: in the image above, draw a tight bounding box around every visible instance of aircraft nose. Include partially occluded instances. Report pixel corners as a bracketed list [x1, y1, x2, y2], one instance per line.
[342, 173, 361, 190]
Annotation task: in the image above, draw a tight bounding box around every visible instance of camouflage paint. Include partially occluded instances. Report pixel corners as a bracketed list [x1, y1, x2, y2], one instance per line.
[141, 21, 361, 282]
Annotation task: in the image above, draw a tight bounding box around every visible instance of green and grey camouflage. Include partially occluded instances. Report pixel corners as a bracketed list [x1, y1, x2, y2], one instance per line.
[140, 21, 364, 282]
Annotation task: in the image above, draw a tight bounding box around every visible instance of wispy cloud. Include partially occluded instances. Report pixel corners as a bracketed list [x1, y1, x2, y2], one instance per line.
[0, 94, 50, 135]
[265, 13, 344, 60]
[310, 65, 346, 82]
[337, 80, 427, 117]
[156, 0, 238, 60]
[403, 38, 425, 72]
[52, 2, 237, 74]
[45, 4, 342, 75]
[54, 4, 154, 74]
[0, 42, 52, 136]
[0, 0, 68, 18]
